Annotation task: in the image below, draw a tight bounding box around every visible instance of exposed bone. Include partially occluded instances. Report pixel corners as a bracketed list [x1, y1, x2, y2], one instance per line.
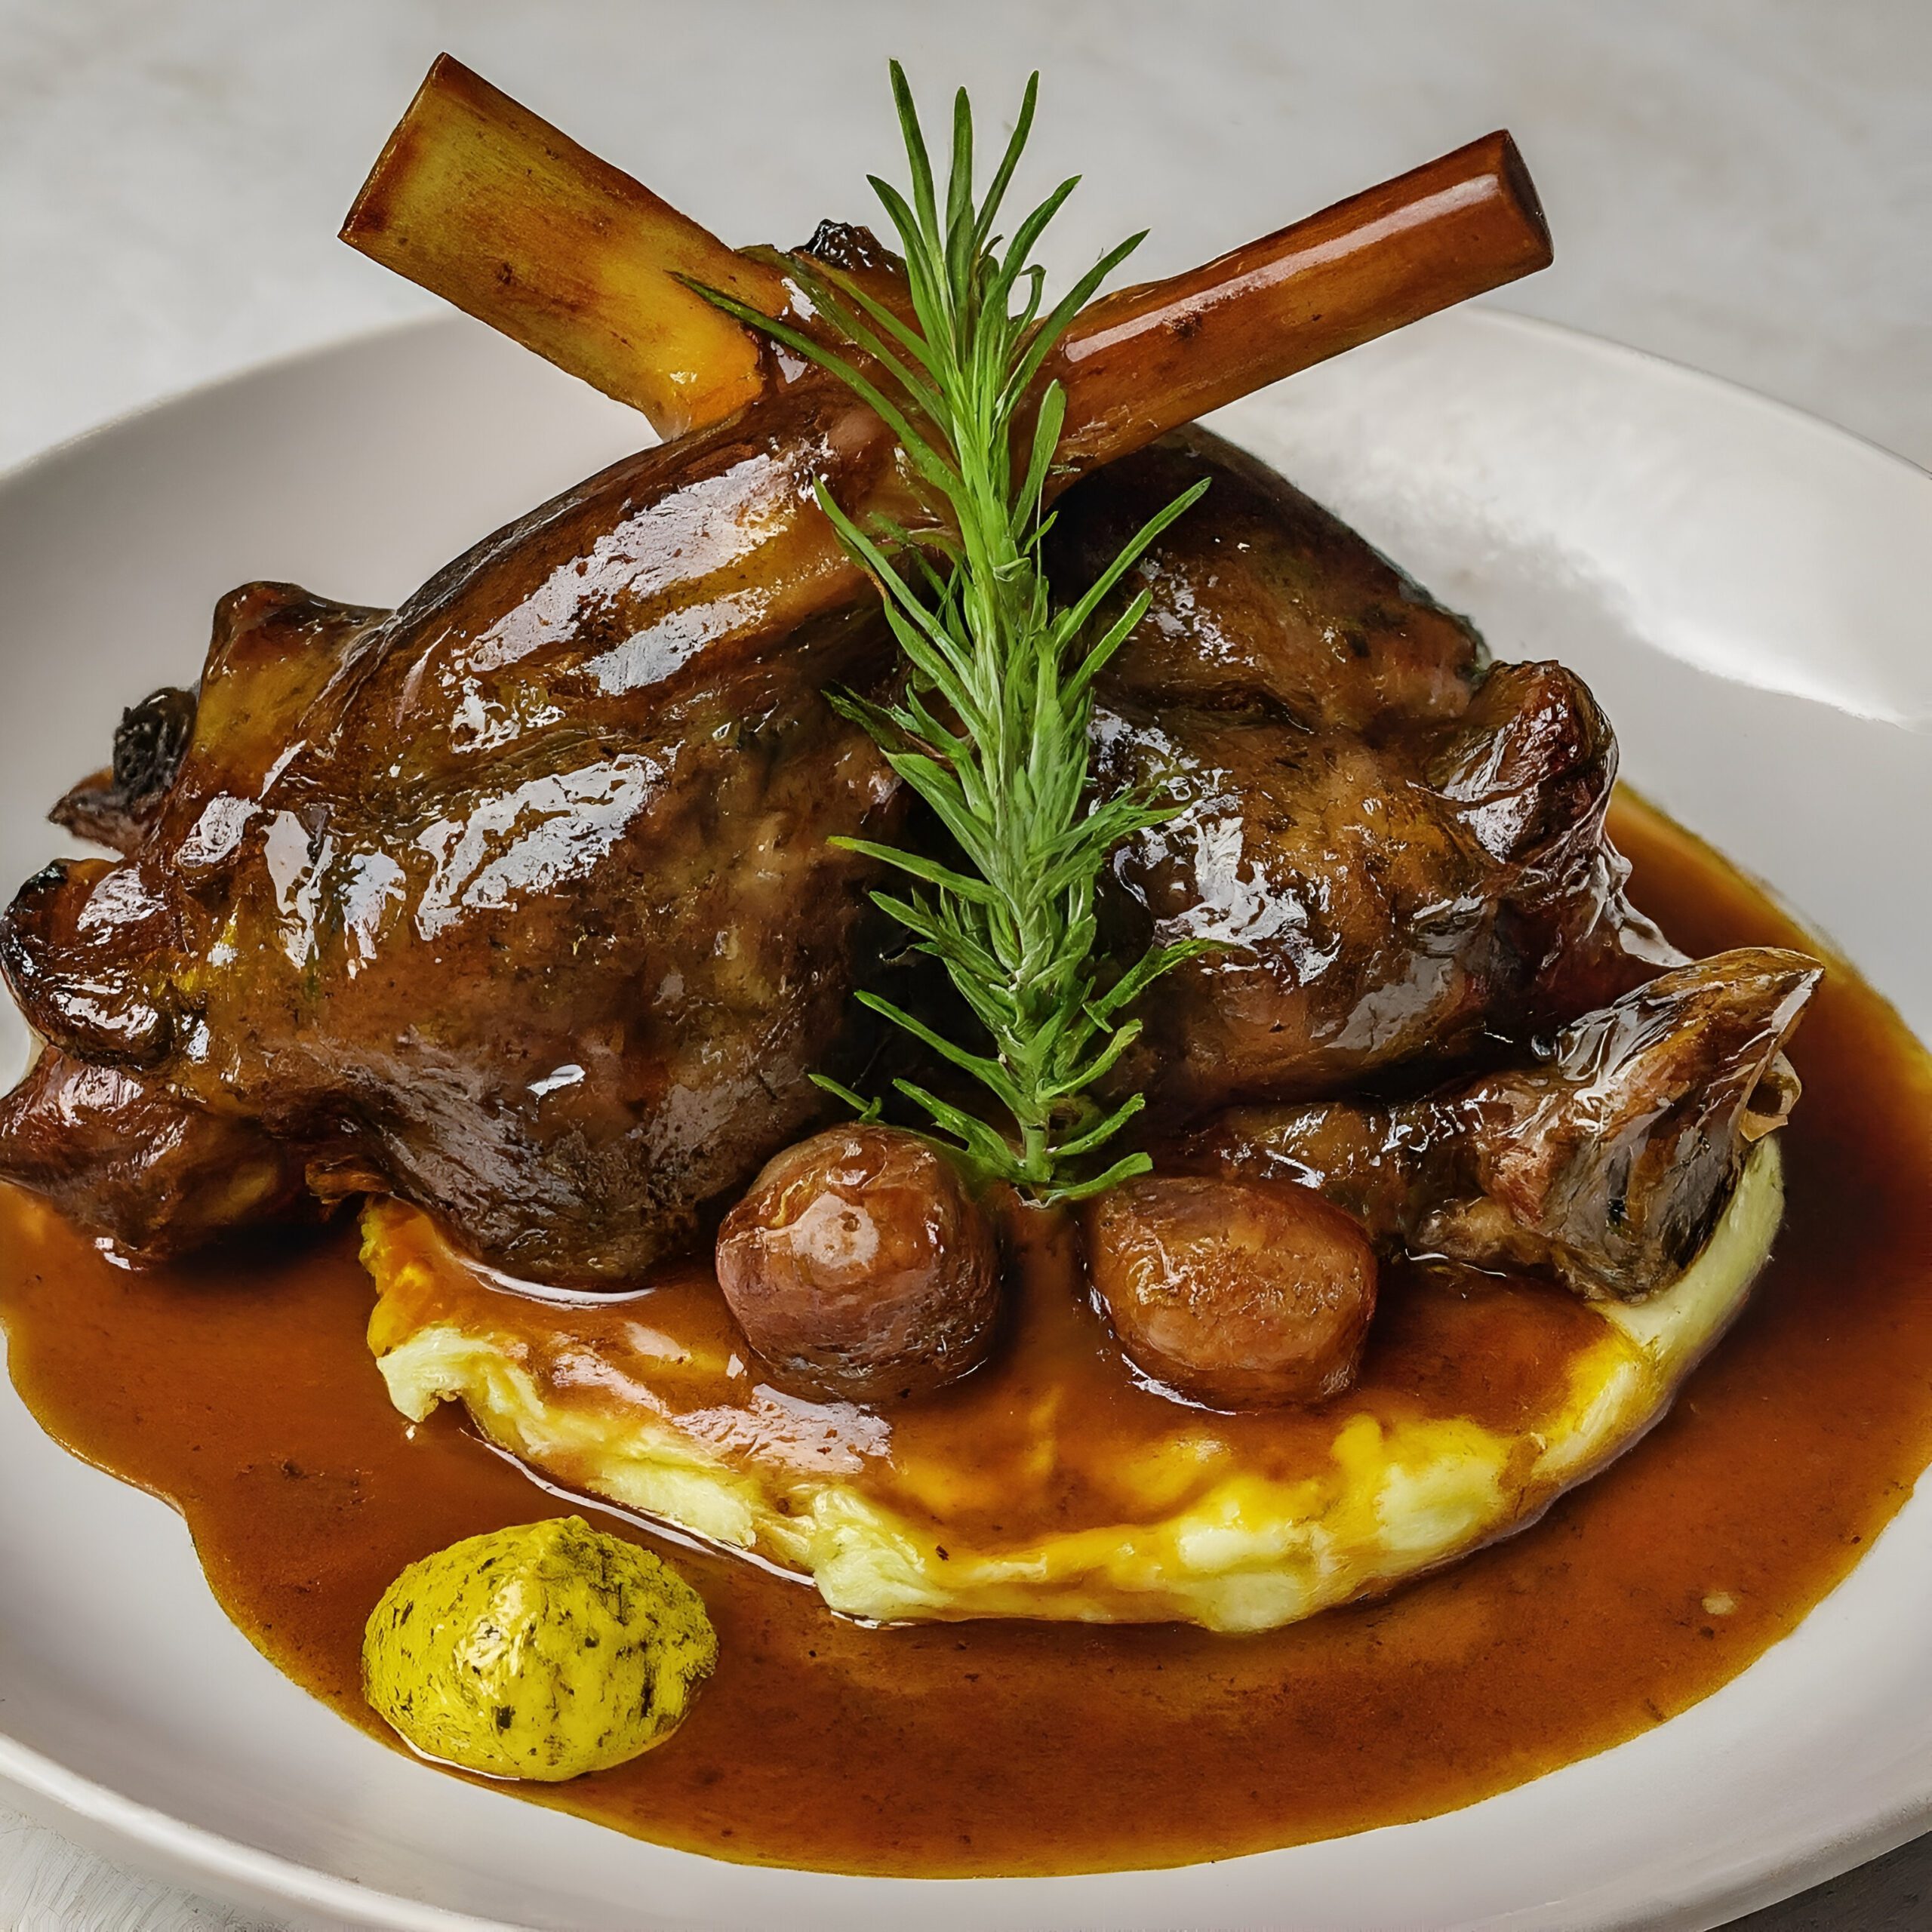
[1740, 1058, 1804, 1143]
[343, 59, 1550, 465]
[340, 54, 790, 437]
[1047, 131, 1550, 474]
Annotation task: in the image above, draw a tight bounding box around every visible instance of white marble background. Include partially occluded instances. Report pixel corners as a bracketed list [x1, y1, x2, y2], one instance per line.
[0, 1, 1926, 1926]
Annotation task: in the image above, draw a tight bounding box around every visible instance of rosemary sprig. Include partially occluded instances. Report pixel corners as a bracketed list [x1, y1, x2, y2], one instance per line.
[699, 63, 1208, 1204]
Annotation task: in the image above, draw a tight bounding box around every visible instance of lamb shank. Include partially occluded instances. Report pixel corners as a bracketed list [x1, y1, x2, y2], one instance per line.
[0, 68, 1810, 1309]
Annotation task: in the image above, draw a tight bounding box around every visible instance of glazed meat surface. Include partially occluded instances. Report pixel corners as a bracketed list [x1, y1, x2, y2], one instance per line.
[0, 417, 1734, 1285]
[0, 386, 906, 1283]
[0, 1046, 316, 1260]
[1052, 430, 1675, 1119]
[1180, 949, 1817, 1300]
[1057, 428, 1484, 733]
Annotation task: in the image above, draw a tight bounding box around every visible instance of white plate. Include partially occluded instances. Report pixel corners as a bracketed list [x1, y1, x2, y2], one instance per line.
[0, 309, 1927, 1932]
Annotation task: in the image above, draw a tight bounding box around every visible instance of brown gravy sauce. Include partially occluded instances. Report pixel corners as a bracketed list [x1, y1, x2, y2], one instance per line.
[3, 793, 1930, 1876]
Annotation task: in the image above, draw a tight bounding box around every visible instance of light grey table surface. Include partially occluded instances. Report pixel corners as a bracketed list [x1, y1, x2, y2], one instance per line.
[0, 2, 1926, 1927]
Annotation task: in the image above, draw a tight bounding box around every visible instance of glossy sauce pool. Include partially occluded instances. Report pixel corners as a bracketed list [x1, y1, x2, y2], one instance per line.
[2, 794, 1930, 1876]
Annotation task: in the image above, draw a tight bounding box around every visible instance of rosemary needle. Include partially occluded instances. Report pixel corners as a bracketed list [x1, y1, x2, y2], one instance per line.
[698, 62, 1208, 1204]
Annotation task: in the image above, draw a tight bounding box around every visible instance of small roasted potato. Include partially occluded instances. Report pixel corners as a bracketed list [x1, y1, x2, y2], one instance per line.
[1084, 1174, 1377, 1408]
[715, 1125, 999, 1401]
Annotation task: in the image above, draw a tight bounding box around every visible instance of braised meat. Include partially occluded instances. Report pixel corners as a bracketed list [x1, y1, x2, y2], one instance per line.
[1058, 428, 1484, 733]
[0, 416, 1783, 1292]
[1179, 948, 1817, 1300]
[0, 1047, 318, 1262]
[1054, 429, 1676, 1119]
[0, 389, 907, 1283]
[51, 685, 200, 855]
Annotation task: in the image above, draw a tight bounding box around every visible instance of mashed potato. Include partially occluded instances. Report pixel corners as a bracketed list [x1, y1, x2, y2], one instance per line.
[365, 1143, 1780, 1634]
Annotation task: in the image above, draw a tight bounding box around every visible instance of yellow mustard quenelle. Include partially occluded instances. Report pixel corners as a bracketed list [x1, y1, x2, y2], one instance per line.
[361, 1517, 717, 1780]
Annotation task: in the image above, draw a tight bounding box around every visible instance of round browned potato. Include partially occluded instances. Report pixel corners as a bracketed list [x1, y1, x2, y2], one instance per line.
[715, 1125, 1000, 1401]
[1083, 1174, 1377, 1408]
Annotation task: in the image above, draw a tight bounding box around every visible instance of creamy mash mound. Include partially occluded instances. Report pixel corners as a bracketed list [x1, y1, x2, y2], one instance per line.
[365, 1143, 1780, 1633]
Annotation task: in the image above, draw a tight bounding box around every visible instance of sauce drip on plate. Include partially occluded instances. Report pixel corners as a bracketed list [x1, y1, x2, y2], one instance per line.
[3, 795, 1929, 1875]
